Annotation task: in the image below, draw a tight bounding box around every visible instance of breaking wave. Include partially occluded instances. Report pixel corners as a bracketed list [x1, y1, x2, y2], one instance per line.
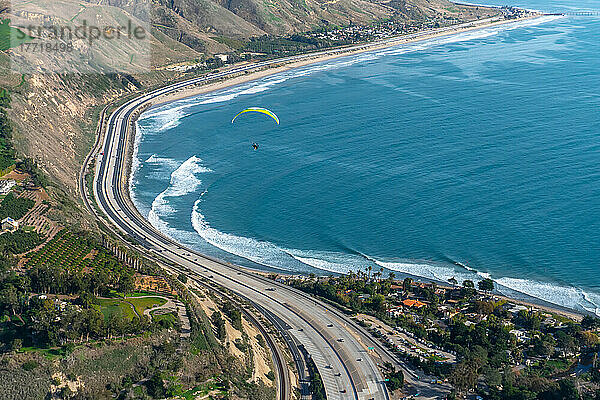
[133, 15, 562, 137]
[147, 156, 212, 230]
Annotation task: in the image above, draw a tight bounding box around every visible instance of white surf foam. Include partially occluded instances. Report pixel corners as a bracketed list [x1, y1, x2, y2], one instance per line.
[285, 249, 372, 275]
[148, 156, 212, 229]
[191, 198, 297, 268]
[142, 154, 181, 180]
[145, 154, 179, 167]
[134, 14, 561, 139]
[132, 13, 592, 314]
[188, 193, 600, 315]
[495, 277, 600, 316]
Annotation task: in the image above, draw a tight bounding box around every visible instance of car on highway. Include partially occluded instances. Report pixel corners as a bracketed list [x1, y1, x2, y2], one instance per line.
[327, 324, 333, 327]
[337, 338, 344, 342]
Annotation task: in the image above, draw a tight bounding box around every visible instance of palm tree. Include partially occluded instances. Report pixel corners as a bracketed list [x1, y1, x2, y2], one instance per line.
[403, 277, 413, 293]
[374, 271, 382, 282]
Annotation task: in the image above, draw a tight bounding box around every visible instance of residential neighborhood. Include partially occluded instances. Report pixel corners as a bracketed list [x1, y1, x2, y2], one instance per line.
[273, 270, 600, 398]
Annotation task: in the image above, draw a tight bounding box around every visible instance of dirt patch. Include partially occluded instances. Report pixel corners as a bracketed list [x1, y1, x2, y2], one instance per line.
[242, 318, 273, 387]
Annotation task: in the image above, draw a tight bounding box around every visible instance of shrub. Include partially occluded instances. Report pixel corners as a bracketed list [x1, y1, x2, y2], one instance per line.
[22, 360, 39, 371]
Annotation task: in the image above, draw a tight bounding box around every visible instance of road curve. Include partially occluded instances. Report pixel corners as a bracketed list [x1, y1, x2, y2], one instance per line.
[92, 66, 391, 400]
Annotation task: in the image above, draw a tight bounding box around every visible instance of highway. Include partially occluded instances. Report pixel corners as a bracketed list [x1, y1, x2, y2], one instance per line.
[85, 18, 509, 398]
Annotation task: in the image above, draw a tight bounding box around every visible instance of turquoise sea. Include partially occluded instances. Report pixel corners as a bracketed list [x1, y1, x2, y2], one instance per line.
[131, 0, 600, 315]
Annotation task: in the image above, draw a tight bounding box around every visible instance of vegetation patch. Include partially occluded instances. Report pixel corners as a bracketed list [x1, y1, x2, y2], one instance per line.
[0, 193, 34, 220]
[129, 297, 166, 315]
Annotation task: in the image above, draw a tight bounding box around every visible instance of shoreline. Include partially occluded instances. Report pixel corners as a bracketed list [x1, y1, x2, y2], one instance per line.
[149, 13, 551, 109]
[248, 267, 586, 322]
[128, 12, 588, 323]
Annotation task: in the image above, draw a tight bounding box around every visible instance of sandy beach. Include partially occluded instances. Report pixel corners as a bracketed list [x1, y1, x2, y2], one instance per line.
[150, 13, 546, 108]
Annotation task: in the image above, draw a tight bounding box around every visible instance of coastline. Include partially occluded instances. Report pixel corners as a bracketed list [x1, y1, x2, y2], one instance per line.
[128, 12, 590, 323]
[149, 13, 549, 109]
[248, 267, 586, 321]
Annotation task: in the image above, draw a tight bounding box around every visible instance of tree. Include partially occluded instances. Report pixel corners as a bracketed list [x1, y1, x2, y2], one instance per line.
[558, 379, 579, 400]
[385, 368, 404, 391]
[78, 291, 97, 309]
[0, 285, 18, 315]
[463, 280, 475, 288]
[555, 330, 577, 353]
[580, 330, 599, 348]
[211, 311, 226, 340]
[484, 367, 501, 388]
[478, 278, 494, 293]
[177, 273, 188, 284]
[582, 315, 600, 330]
[11, 338, 22, 352]
[403, 277, 412, 292]
[474, 300, 494, 315]
[449, 359, 479, 393]
[147, 373, 166, 398]
[449, 277, 458, 286]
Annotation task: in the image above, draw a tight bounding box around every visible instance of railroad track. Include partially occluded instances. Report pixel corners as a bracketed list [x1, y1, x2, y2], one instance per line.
[184, 270, 292, 400]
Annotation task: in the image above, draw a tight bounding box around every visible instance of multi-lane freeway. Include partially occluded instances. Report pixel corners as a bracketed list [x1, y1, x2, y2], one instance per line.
[85, 18, 511, 398]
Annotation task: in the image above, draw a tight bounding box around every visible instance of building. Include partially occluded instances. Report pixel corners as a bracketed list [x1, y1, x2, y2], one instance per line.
[509, 329, 531, 343]
[215, 54, 229, 63]
[0, 179, 16, 195]
[386, 306, 403, 319]
[1, 217, 18, 233]
[402, 299, 427, 308]
[507, 304, 530, 315]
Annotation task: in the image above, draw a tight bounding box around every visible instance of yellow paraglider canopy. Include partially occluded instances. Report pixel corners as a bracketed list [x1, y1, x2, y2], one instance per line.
[231, 107, 280, 125]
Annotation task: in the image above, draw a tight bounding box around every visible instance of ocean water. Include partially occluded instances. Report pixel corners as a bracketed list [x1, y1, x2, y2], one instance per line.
[131, 1, 600, 315]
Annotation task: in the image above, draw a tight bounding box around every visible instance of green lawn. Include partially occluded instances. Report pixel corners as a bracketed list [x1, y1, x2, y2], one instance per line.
[128, 291, 160, 297]
[96, 299, 137, 320]
[97, 297, 167, 321]
[127, 297, 167, 316]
